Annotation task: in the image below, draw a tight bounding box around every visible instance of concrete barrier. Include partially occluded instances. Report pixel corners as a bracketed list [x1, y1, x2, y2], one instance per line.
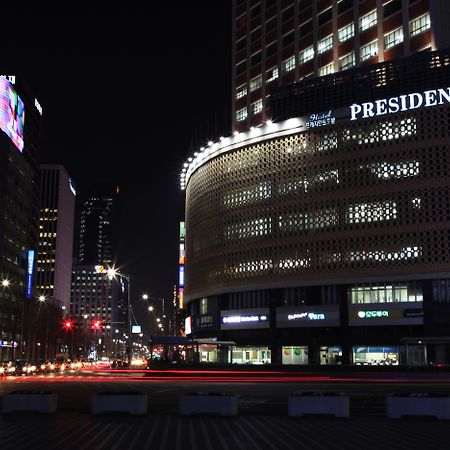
[288, 392, 350, 418]
[386, 394, 450, 420]
[180, 392, 238, 416]
[2, 390, 57, 414]
[91, 392, 148, 415]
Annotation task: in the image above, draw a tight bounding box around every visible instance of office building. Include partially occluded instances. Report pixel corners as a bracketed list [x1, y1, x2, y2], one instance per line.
[0, 75, 42, 360]
[232, 0, 450, 132]
[37, 165, 76, 309]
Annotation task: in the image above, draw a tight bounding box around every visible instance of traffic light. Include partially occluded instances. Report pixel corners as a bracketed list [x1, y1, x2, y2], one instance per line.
[92, 320, 102, 330]
[63, 320, 73, 330]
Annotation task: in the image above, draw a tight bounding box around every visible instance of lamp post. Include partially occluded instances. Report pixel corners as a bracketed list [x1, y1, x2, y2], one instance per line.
[142, 294, 166, 333]
[106, 267, 132, 365]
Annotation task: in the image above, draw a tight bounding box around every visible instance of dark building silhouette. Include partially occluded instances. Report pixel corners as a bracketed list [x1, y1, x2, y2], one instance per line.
[0, 75, 42, 360]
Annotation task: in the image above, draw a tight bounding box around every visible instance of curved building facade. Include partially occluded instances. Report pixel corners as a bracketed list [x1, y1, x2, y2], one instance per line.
[182, 50, 450, 365]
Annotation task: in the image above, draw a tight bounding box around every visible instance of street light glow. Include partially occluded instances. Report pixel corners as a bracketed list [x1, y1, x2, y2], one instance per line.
[148, 306, 154, 312]
[1, 279, 10, 287]
[142, 293, 149, 300]
[38, 295, 45, 302]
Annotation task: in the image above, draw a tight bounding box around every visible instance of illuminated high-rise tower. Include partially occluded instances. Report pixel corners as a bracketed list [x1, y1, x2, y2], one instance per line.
[232, 0, 450, 132]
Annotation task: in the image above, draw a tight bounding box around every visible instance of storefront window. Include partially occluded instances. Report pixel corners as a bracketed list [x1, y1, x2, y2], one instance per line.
[353, 346, 399, 365]
[282, 346, 308, 364]
[320, 346, 342, 365]
[230, 346, 271, 364]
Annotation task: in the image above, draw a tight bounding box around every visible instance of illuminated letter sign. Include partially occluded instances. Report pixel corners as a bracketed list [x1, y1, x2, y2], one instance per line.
[26, 250, 35, 299]
[358, 310, 389, 318]
[305, 110, 335, 128]
[222, 315, 267, 324]
[350, 87, 450, 121]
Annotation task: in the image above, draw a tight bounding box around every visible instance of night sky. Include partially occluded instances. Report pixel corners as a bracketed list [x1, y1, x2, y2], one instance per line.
[2, 4, 231, 332]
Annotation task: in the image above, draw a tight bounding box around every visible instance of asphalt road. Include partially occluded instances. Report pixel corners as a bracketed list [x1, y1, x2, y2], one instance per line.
[1, 371, 450, 449]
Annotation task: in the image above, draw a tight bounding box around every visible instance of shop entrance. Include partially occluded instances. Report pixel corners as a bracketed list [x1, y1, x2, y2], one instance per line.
[319, 346, 342, 365]
[229, 346, 271, 364]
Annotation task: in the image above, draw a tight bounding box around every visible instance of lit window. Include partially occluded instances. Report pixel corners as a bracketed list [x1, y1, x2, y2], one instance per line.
[266, 66, 279, 82]
[319, 62, 334, 76]
[360, 10, 377, 31]
[249, 75, 262, 92]
[384, 27, 403, 50]
[251, 99, 263, 115]
[299, 46, 314, 64]
[318, 35, 333, 54]
[410, 13, 431, 37]
[236, 85, 247, 99]
[338, 22, 354, 43]
[282, 55, 295, 72]
[339, 52, 355, 70]
[236, 107, 247, 122]
[361, 41, 378, 61]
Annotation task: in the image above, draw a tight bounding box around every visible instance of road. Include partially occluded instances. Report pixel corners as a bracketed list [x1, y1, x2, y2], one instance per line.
[1, 369, 450, 449]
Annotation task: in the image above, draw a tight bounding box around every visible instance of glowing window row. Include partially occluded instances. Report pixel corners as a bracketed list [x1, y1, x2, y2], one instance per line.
[224, 246, 421, 276]
[350, 282, 423, 304]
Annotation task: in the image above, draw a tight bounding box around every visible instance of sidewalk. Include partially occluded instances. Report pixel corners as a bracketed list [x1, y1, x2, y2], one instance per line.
[1, 412, 449, 450]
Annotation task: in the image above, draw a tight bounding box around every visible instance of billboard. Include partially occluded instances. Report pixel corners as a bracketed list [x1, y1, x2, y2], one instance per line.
[276, 305, 340, 328]
[132, 325, 142, 334]
[0, 77, 24, 152]
[26, 250, 35, 299]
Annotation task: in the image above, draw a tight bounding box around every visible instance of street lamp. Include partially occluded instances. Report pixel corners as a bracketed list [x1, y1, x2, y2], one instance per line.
[105, 266, 132, 364]
[1, 279, 10, 287]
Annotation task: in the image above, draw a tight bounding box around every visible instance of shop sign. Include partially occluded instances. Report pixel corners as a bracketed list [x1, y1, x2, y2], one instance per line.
[221, 309, 270, 330]
[277, 306, 340, 328]
[288, 312, 325, 321]
[222, 314, 267, 324]
[305, 110, 336, 128]
[349, 304, 423, 326]
[358, 310, 389, 319]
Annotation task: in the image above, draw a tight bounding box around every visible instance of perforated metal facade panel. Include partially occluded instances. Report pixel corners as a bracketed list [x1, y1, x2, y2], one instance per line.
[185, 105, 450, 303]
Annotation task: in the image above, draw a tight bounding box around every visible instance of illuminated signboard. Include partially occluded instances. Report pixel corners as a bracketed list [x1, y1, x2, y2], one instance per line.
[34, 98, 43, 115]
[305, 110, 335, 128]
[179, 266, 184, 287]
[221, 309, 270, 330]
[179, 287, 184, 309]
[358, 310, 389, 319]
[288, 312, 325, 321]
[0, 75, 15, 84]
[222, 314, 267, 324]
[0, 340, 17, 348]
[94, 265, 105, 274]
[0, 77, 25, 152]
[26, 250, 35, 299]
[132, 325, 141, 334]
[350, 87, 450, 121]
[349, 304, 423, 326]
[180, 222, 185, 239]
[277, 306, 340, 328]
[185, 316, 192, 335]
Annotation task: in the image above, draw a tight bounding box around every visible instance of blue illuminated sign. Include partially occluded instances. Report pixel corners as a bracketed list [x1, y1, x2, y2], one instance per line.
[26, 250, 35, 299]
[179, 266, 184, 287]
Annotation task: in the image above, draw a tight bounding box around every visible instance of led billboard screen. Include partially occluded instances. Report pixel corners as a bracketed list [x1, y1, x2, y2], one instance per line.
[0, 77, 24, 152]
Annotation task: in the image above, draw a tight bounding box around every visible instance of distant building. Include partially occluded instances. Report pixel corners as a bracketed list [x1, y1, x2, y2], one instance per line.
[71, 183, 127, 359]
[37, 165, 76, 310]
[78, 183, 120, 266]
[0, 75, 42, 360]
[232, 0, 450, 131]
[70, 265, 129, 359]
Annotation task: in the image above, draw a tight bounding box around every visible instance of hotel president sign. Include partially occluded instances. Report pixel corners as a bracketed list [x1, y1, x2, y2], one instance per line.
[349, 87, 450, 121]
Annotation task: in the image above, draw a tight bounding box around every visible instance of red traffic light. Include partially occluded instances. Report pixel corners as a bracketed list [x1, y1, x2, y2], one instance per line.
[92, 320, 102, 330]
[64, 320, 73, 330]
